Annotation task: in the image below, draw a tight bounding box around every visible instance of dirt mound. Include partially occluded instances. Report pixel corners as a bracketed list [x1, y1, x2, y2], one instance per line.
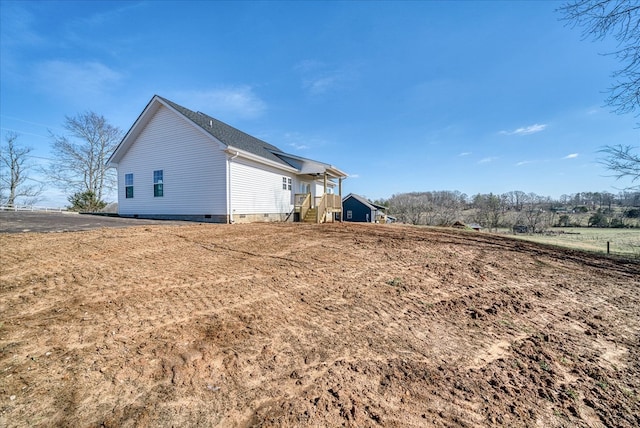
[1, 223, 639, 427]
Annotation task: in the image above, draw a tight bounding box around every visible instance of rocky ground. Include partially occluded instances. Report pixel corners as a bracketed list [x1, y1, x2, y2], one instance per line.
[1, 222, 639, 427]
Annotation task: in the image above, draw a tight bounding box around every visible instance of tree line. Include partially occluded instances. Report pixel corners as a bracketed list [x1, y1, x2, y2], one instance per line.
[375, 189, 640, 231]
[1, 113, 639, 219]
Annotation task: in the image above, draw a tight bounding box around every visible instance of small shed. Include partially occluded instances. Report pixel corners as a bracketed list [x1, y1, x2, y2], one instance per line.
[342, 193, 388, 223]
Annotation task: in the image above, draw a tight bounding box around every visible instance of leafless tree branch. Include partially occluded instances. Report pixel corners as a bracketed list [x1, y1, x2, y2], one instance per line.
[46, 111, 122, 202]
[0, 132, 44, 205]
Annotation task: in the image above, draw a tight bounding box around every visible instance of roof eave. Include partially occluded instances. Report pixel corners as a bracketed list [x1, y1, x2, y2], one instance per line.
[225, 146, 299, 173]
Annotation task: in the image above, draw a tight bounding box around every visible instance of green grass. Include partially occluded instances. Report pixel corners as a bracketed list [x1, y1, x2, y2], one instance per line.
[503, 228, 640, 258]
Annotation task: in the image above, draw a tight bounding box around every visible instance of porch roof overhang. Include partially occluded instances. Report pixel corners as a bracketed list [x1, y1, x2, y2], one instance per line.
[270, 150, 348, 179]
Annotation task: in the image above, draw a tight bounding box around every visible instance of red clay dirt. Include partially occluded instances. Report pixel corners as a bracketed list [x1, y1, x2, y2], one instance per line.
[1, 222, 639, 427]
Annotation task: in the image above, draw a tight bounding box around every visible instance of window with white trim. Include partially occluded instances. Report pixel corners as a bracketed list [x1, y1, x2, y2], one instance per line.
[282, 177, 292, 190]
[125, 173, 134, 198]
[153, 170, 163, 197]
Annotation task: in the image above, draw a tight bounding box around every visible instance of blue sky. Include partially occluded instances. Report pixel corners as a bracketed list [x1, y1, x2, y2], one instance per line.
[1, 0, 638, 206]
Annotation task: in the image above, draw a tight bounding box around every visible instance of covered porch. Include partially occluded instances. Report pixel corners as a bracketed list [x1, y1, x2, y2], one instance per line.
[270, 151, 347, 224]
[293, 167, 346, 224]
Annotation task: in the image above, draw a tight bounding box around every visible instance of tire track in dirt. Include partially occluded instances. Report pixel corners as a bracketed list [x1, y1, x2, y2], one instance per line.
[1, 223, 639, 427]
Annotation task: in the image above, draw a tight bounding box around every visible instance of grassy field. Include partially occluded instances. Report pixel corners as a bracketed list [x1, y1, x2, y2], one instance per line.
[500, 227, 640, 258]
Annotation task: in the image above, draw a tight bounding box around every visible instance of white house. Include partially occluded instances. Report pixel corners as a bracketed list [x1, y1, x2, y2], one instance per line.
[107, 95, 347, 223]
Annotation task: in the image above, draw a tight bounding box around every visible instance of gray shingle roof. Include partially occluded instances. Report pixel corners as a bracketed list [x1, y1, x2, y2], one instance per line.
[158, 96, 292, 167]
[343, 193, 386, 211]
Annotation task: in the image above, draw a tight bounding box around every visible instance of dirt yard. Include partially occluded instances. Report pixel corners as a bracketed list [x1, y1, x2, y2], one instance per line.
[1, 222, 639, 427]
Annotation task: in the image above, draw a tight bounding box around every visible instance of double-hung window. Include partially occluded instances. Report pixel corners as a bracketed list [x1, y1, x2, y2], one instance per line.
[153, 170, 163, 197]
[125, 173, 134, 198]
[282, 176, 292, 190]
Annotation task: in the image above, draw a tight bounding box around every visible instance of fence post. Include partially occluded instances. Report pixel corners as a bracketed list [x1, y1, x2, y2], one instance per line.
[607, 241, 610, 255]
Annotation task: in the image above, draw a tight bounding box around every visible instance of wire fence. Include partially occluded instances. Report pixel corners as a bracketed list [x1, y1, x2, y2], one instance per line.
[0, 204, 67, 213]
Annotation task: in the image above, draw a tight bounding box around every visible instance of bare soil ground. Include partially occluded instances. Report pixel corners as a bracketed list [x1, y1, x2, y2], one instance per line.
[1, 222, 639, 427]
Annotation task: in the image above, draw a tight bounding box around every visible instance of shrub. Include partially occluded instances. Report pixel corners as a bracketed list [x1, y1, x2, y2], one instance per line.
[625, 208, 640, 219]
[67, 191, 107, 212]
[588, 212, 608, 227]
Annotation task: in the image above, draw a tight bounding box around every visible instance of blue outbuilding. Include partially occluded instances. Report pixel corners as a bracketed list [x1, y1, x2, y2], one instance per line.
[342, 193, 392, 223]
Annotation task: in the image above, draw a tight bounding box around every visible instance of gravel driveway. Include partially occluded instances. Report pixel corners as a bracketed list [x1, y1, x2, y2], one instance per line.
[0, 211, 185, 233]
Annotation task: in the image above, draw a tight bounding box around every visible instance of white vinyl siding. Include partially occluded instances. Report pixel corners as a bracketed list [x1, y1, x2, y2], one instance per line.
[117, 105, 227, 215]
[230, 158, 293, 215]
[314, 182, 325, 200]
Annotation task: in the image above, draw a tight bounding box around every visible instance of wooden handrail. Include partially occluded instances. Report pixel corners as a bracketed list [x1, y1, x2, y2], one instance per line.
[294, 193, 308, 206]
[294, 193, 341, 223]
[316, 194, 327, 223]
[315, 193, 343, 223]
[296, 193, 311, 221]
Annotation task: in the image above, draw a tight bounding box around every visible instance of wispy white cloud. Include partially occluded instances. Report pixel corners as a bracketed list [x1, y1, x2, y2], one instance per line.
[294, 59, 353, 96]
[516, 160, 535, 166]
[34, 60, 123, 98]
[280, 131, 332, 151]
[71, 2, 146, 27]
[175, 86, 267, 120]
[348, 173, 360, 179]
[306, 76, 339, 95]
[283, 132, 310, 150]
[478, 157, 498, 164]
[288, 142, 310, 150]
[0, 3, 45, 48]
[458, 152, 472, 157]
[563, 153, 579, 159]
[499, 123, 547, 136]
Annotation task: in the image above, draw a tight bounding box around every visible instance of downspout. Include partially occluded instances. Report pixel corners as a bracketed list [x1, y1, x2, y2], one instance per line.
[228, 151, 239, 223]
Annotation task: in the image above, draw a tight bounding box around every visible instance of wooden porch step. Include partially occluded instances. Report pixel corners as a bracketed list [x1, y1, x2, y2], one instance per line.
[303, 208, 317, 223]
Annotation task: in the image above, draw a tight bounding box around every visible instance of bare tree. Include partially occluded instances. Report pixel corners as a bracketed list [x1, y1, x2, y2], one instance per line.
[47, 112, 122, 202]
[599, 144, 640, 188]
[559, 1, 640, 116]
[472, 193, 506, 232]
[387, 193, 410, 224]
[0, 132, 43, 206]
[406, 193, 428, 225]
[517, 193, 551, 234]
[387, 191, 464, 225]
[559, 1, 640, 185]
[433, 191, 466, 226]
[504, 190, 527, 211]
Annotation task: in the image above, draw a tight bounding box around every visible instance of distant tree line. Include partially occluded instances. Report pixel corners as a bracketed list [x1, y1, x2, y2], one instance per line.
[376, 190, 640, 231]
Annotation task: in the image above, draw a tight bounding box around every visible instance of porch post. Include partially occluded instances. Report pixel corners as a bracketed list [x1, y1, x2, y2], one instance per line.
[323, 172, 327, 194]
[339, 177, 343, 222]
